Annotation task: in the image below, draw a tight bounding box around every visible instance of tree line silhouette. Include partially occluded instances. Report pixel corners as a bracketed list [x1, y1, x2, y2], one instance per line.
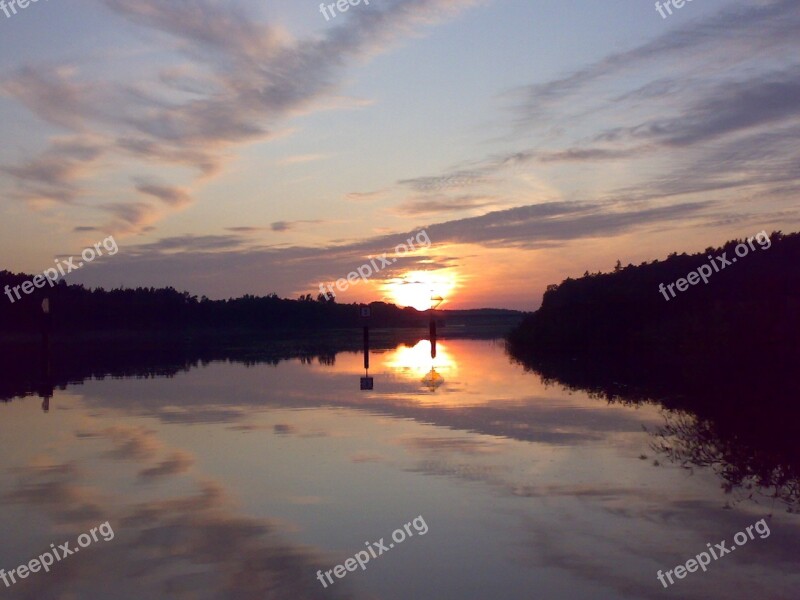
[0, 276, 428, 334]
[508, 230, 800, 384]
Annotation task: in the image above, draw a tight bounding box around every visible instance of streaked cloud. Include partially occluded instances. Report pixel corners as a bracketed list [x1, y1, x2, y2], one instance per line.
[135, 180, 193, 208]
[1, 0, 483, 230]
[393, 194, 499, 215]
[270, 219, 322, 232]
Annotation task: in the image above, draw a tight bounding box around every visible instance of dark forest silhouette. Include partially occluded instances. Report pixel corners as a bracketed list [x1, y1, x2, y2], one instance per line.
[508, 230, 799, 383]
[0, 279, 419, 333]
[506, 230, 800, 511]
[0, 272, 520, 335]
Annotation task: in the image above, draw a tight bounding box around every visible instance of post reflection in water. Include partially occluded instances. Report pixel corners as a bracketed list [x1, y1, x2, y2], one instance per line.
[384, 339, 454, 392]
[38, 332, 53, 413]
[423, 312, 444, 391]
[360, 322, 373, 390]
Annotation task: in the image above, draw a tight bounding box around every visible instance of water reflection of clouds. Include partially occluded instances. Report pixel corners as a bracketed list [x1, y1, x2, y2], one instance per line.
[138, 451, 195, 480]
[397, 435, 504, 456]
[76, 424, 195, 480]
[227, 422, 333, 438]
[0, 408, 363, 598]
[398, 434, 800, 599]
[5, 340, 799, 599]
[2, 460, 355, 599]
[350, 452, 385, 463]
[5, 461, 107, 527]
[512, 499, 800, 600]
[69, 341, 663, 454]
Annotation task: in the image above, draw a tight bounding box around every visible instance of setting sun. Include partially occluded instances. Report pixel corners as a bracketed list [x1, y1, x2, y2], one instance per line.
[383, 270, 457, 311]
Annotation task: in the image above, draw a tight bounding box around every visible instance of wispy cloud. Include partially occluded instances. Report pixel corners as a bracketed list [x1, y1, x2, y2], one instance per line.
[393, 194, 499, 215]
[270, 219, 322, 232]
[399, 168, 493, 193]
[395, 0, 800, 217]
[135, 180, 193, 208]
[510, 0, 800, 124]
[345, 190, 389, 202]
[0, 136, 105, 206]
[1, 0, 483, 230]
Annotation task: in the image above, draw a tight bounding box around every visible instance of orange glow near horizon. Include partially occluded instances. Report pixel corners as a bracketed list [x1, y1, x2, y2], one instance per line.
[383, 270, 458, 311]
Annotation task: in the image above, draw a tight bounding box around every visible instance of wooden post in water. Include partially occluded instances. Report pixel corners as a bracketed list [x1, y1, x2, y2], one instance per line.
[429, 315, 437, 359]
[429, 295, 442, 360]
[360, 305, 373, 390]
[363, 325, 370, 370]
[40, 298, 52, 412]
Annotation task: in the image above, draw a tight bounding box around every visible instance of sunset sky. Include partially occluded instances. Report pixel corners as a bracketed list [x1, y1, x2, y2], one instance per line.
[1, 0, 798, 310]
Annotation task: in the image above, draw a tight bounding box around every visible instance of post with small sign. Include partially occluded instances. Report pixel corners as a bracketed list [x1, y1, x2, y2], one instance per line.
[429, 317, 437, 359]
[429, 295, 443, 360]
[360, 305, 373, 390]
[40, 298, 52, 412]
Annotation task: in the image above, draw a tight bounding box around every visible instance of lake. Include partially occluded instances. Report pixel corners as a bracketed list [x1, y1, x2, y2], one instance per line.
[0, 334, 798, 599]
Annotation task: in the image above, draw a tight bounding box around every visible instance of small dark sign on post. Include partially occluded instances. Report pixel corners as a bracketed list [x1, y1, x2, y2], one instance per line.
[360, 306, 371, 318]
[41, 297, 51, 351]
[360, 377, 374, 390]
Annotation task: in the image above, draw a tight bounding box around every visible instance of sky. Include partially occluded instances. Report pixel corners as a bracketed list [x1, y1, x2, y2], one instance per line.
[0, 0, 798, 310]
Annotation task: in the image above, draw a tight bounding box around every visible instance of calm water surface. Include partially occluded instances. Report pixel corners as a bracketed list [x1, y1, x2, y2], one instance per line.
[1, 338, 798, 599]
